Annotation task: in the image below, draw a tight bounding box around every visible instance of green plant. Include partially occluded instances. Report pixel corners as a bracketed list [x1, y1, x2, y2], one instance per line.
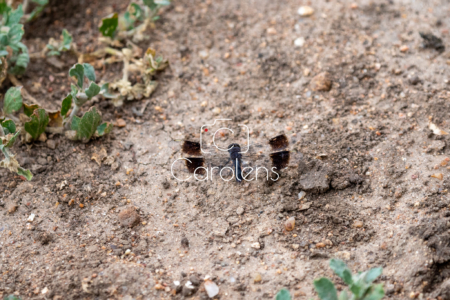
[101, 47, 168, 106]
[0, 117, 32, 180]
[62, 63, 112, 142]
[0, 2, 29, 75]
[275, 288, 291, 300]
[313, 259, 384, 300]
[99, 0, 170, 42]
[26, 0, 49, 22]
[46, 29, 73, 56]
[3, 295, 22, 300]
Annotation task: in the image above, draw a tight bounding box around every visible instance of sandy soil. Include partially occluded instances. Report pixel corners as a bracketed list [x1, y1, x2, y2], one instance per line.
[2, 0, 450, 299]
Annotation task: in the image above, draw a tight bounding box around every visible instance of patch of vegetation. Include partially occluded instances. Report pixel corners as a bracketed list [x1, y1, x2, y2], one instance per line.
[46, 28, 73, 56]
[274, 259, 385, 300]
[0, 2, 29, 75]
[1, 87, 32, 180]
[99, 0, 170, 42]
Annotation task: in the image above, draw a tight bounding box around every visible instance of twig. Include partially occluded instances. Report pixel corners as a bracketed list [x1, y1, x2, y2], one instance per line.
[8, 74, 41, 106]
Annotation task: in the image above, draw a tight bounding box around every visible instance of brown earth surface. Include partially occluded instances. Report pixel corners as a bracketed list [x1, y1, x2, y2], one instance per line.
[2, 0, 450, 299]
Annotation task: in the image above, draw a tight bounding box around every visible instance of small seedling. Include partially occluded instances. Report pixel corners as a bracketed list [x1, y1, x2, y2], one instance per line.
[62, 63, 112, 142]
[274, 260, 384, 300]
[0, 3, 29, 75]
[275, 288, 291, 300]
[0, 117, 32, 180]
[3, 295, 22, 300]
[101, 47, 168, 106]
[313, 259, 384, 300]
[46, 29, 73, 56]
[99, 0, 171, 42]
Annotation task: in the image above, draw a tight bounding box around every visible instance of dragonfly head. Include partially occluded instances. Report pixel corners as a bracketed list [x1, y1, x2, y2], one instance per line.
[227, 143, 241, 153]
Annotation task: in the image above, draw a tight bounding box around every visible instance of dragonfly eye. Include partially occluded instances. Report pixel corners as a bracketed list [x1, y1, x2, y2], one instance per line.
[182, 141, 201, 156]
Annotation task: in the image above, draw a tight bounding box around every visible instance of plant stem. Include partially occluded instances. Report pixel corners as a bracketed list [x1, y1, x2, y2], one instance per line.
[65, 105, 79, 130]
[0, 124, 5, 137]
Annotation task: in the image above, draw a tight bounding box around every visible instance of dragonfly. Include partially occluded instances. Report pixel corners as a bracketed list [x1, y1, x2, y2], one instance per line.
[171, 133, 294, 183]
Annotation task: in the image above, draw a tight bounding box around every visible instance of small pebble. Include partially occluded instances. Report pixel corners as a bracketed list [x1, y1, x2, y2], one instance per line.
[298, 191, 306, 200]
[310, 72, 332, 91]
[298, 6, 314, 17]
[204, 279, 219, 298]
[267, 27, 277, 35]
[251, 242, 261, 249]
[118, 207, 141, 228]
[409, 75, 421, 85]
[316, 242, 326, 248]
[27, 214, 35, 222]
[353, 220, 364, 228]
[294, 37, 305, 47]
[253, 273, 262, 283]
[46, 139, 57, 150]
[236, 206, 244, 215]
[431, 173, 443, 180]
[7, 203, 18, 213]
[284, 217, 295, 231]
[115, 119, 126, 127]
[181, 237, 189, 248]
[213, 107, 221, 115]
[199, 50, 209, 59]
[400, 45, 409, 53]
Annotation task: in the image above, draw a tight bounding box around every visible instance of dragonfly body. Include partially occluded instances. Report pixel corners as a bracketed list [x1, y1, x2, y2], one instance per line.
[228, 143, 243, 182]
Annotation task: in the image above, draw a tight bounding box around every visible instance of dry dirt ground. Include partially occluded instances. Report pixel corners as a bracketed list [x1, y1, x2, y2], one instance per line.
[2, 0, 450, 299]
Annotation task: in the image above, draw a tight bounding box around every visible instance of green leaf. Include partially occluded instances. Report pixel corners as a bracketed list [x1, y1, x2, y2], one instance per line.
[364, 268, 383, 284]
[6, 4, 23, 26]
[74, 107, 102, 142]
[71, 115, 80, 131]
[100, 83, 119, 99]
[0, 2, 9, 15]
[313, 278, 338, 300]
[96, 122, 113, 137]
[275, 288, 291, 300]
[99, 13, 118, 38]
[7, 24, 25, 48]
[143, 0, 157, 10]
[3, 295, 23, 300]
[47, 50, 60, 56]
[3, 86, 22, 114]
[69, 63, 84, 88]
[155, 0, 170, 6]
[85, 82, 100, 99]
[83, 63, 96, 82]
[129, 3, 143, 20]
[338, 290, 349, 300]
[363, 284, 385, 300]
[61, 94, 72, 117]
[17, 166, 33, 181]
[330, 259, 353, 285]
[349, 280, 364, 299]
[60, 29, 72, 51]
[1, 119, 16, 134]
[24, 108, 49, 140]
[23, 103, 39, 117]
